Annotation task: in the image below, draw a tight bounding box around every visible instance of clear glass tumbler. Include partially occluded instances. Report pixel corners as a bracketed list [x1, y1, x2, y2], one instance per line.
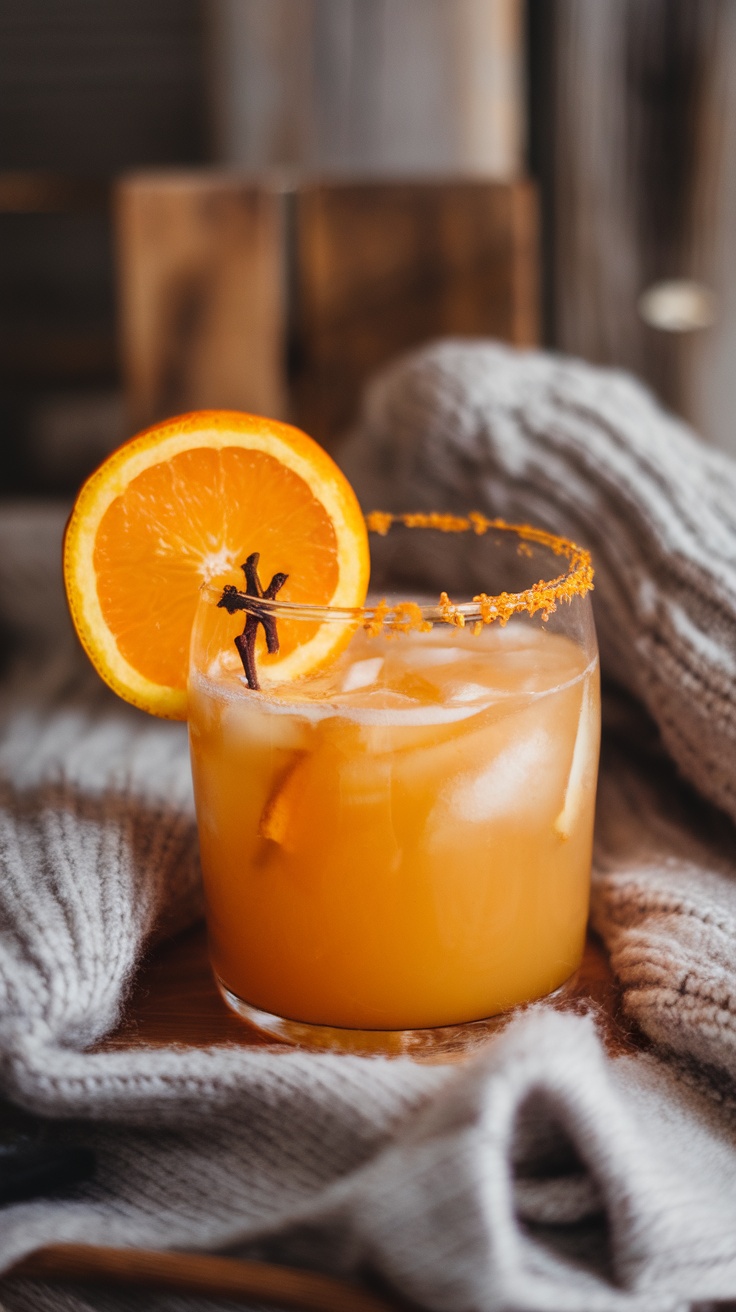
[188, 514, 599, 1056]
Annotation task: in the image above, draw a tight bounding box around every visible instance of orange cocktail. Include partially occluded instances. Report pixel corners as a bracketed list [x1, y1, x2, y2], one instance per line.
[188, 516, 599, 1049]
[60, 403, 598, 1054]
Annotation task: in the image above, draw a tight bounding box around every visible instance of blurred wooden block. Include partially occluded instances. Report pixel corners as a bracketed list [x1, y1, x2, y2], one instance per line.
[294, 177, 538, 442]
[116, 172, 538, 445]
[116, 172, 286, 430]
[0, 171, 109, 213]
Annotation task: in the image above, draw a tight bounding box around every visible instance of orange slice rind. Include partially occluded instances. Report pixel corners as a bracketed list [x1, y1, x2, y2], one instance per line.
[63, 410, 370, 720]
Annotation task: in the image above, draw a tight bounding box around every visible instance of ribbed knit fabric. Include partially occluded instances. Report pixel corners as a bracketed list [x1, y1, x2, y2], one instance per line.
[3, 344, 736, 1312]
[341, 340, 736, 829]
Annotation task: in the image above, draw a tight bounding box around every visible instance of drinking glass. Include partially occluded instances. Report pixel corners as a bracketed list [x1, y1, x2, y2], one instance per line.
[188, 514, 599, 1056]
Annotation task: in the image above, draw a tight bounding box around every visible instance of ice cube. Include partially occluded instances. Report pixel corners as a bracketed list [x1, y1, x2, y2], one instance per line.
[406, 644, 467, 668]
[418, 684, 583, 854]
[445, 681, 496, 705]
[222, 697, 317, 753]
[554, 679, 599, 839]
[449, 725, 556, 824]
[341, 656, 384, 693]
[387, 670, 445, 704]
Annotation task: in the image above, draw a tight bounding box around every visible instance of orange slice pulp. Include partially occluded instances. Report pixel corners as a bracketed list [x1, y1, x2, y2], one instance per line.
[63, 410, 370, 719]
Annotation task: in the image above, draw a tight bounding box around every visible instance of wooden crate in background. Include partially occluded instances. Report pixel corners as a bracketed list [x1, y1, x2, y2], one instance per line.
[116, 172, 538, 448]
[294, 178, 538, 442]
[116, 173, 286, 431]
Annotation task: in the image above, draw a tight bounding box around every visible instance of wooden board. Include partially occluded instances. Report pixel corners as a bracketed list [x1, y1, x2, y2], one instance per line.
[293, 177, 539, 444]
[116, 173, 538, 447]
[116, 171, 287, 431]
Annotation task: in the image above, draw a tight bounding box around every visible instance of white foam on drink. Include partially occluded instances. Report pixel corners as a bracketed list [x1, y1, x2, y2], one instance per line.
[197, 631, 598, 735]
[192, 665, 484, 730]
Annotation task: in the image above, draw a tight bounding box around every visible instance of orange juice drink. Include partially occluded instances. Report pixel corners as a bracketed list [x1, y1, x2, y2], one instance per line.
[60, 404, 598, 1054]
[189, 541, 600, 1043]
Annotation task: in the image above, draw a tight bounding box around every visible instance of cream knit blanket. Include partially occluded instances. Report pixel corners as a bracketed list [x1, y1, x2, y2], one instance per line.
[2, 343, 736, 1312]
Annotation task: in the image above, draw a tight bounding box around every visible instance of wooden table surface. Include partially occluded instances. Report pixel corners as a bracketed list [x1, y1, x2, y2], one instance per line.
[99, 921, 639, 1059]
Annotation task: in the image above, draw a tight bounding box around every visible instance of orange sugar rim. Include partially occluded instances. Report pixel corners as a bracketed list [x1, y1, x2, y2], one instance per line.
[201, 511, 594, 634]
[366, 512, 594, 631]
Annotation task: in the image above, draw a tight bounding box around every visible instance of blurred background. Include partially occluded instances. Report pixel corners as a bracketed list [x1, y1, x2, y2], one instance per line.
[1, 0, 734, 497]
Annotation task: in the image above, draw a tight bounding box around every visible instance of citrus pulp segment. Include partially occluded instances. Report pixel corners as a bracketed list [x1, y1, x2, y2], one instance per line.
[63, 410, 370, 719]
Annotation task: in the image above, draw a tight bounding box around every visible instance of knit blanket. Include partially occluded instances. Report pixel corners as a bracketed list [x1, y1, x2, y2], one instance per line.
[3, 341, 736, 1312]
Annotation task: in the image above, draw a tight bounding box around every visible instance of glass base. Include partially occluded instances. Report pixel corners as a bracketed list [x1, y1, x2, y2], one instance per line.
[216, 972, 581, 1062]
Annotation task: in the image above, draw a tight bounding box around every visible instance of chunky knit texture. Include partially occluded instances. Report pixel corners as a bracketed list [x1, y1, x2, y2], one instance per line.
[342, 340, 736, 828]
[3, 344, 736, 1311]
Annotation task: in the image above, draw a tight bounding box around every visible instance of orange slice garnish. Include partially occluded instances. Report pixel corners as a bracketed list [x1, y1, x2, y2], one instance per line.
[63, 410, 370, 720]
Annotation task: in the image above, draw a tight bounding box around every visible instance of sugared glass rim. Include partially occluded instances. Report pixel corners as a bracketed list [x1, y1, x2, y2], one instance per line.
[200, 512, 594, 631]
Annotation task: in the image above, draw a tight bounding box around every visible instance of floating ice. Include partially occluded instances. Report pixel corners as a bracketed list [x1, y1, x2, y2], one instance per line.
[406, 644, 466, 668]
[448, 726, 555, 824]
[334, 697, 482, 727]
[222, 699, 317, 751]
[445, 681, 498, 705]
[554, 680, 598, 838]
[341, 656, 384, 693]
